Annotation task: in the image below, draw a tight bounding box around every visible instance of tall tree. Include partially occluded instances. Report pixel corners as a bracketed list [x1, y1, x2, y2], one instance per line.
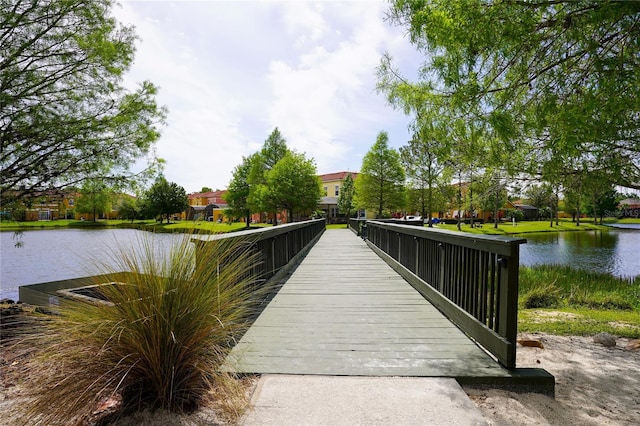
[248, 128, 290, 225]
[224, 154, 257, 228]
[259, 127, 289, 170]
[582, 171, 619, 225]
[525, 183, 554, 222]
[400, 121, 449, 227]
[118, 196, 140, 223]
[143, 177, 188, 224]
[0, 0, 166, 202]
[264, 152, 322, 223]
[337, 173, 356, 220]
[355, 132, 405, 218]
[75, 179, 112, 222]
[381, 1, 640, 190]
[474, 171, 508, 229]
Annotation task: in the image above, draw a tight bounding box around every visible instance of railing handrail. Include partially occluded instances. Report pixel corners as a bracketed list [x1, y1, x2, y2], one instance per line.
[364, 220, 525, 368]
[192, 219, 326, 293]
[192, 219, 326, 243]
[369, 221, 526, 256]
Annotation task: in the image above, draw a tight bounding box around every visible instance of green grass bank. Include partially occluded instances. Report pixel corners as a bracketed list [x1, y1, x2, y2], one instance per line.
[434, 218, 640, 235]
[518, 265, 639, 338]
[0, 219, 270, 234]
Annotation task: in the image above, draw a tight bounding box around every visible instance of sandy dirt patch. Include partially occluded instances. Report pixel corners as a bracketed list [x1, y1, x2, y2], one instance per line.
[3, 317, 639, 425]
[465, 333, 640, 426]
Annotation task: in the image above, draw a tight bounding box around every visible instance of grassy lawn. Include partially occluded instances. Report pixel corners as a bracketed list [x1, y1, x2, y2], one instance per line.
[326, 224, 349, 230]
[0, 219, 155, 230]
[160, 221, 271, 233]
[606, 217, 640, 224]
[435, 218, 610, 235]
[519, 308, 640, 338]
[0, 219, 271, 234]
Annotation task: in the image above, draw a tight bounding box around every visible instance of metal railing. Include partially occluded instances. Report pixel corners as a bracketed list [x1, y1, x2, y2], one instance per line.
[365, 221, 525, 368]
[19, 220, 325, 307]
[348, 218, 365, 234]
[193, 219, 325, 288]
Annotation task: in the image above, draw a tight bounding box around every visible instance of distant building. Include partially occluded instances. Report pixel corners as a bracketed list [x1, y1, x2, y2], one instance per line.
[512, 203, 539, 220]
[619, 198, 640, 218]
[318, 171, 360, 223]
[2, 190, 136, 221]
[20, 189, 75, 221]
[186, 190, 228, 222]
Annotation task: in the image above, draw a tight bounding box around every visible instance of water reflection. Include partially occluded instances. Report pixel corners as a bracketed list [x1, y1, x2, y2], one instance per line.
[520, 229, 640, 277]
[2, 227, 638, 301]
[0, 229, 184, 301]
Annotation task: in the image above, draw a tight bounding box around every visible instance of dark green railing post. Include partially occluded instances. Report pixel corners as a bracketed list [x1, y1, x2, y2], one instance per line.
[497, 248, 520, 368]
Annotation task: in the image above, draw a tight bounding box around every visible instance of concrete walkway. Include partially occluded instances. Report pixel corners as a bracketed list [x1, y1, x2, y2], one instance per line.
[240, 375, 488, 426]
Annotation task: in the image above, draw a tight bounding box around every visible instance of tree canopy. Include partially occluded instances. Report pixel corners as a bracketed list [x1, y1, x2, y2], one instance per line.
[117, 196, 140, 223]
[75, 179, 112, 222]
[224, 154, 256, 227]
[247, 128, 291, 224]
[337, 173, 356, 219]
[400, 117, 450, 225]
[263, 151, 322, 223]
[1, 0, 166, 202]
[356, 131, 405, 218]
[380, 0, 640, 190]
[225, 128, 322, 224]
[143, 177, 188, 223]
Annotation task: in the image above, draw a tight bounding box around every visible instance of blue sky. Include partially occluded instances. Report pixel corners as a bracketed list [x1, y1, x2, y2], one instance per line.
[114, 0, 422, 193]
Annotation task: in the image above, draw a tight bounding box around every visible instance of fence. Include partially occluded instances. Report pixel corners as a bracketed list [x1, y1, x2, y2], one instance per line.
[365, 220, 525, 368]
[192, 219, 325, 290]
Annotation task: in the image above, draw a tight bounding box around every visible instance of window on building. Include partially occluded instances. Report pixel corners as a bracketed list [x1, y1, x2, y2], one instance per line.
[334, 185, 339, 196]
[323, 186, 328, 196]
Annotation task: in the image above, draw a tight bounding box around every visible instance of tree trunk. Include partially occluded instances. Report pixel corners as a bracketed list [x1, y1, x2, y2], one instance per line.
[426, 183, 432, 228]
[469, 171, 474, 228]
[456, 179, 462, 231]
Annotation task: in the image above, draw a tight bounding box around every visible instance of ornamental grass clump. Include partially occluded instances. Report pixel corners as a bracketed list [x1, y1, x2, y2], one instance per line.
[16, 233, 263, 425]
[519, 264, 639, 310]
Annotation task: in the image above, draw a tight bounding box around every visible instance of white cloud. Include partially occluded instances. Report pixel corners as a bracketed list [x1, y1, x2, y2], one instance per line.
[113, 1, 421, 192]
[266, 2, 415, 174]
[281, 1, 329, 47]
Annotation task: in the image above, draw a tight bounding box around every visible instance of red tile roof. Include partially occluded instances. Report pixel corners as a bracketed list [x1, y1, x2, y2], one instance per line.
[188, 190, 227, 203]
[319, 171, 358, 182]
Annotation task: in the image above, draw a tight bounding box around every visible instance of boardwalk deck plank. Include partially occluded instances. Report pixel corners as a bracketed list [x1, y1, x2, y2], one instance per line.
[226, 229, 510, 378]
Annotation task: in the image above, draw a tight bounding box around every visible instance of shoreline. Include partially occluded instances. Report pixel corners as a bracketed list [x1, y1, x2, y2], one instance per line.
[3, 218, 639, 234]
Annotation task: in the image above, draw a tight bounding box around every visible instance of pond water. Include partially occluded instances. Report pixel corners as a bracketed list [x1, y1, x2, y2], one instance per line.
[519, 228, 640, 277]
[1, 227, 639, 302]
[0, 229, 185, 301]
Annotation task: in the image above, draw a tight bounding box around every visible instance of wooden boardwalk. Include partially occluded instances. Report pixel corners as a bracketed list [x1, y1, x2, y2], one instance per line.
[226, 229, 510, 378]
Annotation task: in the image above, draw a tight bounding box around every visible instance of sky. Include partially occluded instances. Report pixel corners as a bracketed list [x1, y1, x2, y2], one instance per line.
[113, 0, 423, 193]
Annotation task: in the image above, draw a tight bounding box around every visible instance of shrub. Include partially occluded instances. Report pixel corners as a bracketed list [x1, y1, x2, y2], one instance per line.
[522, 283, 560, 308]
[16, 232, 263, 425]
[519, 265, 639, 310]
[568, 293, 634, 311]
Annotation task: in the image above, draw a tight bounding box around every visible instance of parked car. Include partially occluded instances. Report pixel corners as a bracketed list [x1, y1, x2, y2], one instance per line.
[404, 215, 422, 221]
[425, 218, 440, 224]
